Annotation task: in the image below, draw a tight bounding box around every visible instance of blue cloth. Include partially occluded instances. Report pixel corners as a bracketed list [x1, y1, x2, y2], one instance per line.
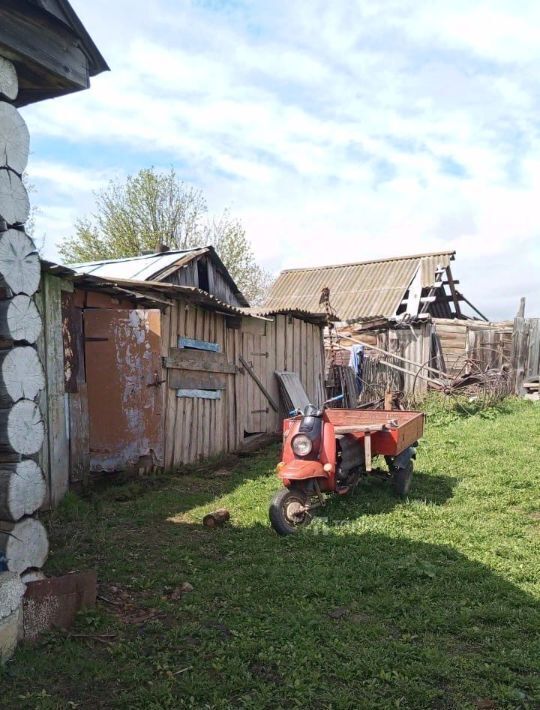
[0, 552, 8, 572]
[349, 344, 364, 393]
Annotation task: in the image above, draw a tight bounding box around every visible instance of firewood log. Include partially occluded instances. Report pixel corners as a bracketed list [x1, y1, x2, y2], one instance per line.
[0, 102, 29, 175]
[0, 460, 45, 521]
[0, 58, 18, 102]
[0, 170, 29, 225]
[0, 572, 25, 620]
[0, 347, 45, 406]
[0, 230, 41, 296]
[0, 517, 48, 574]
[0, 295, 42, 343]
[203, 508, 230, 528]
[0, 400, 44, 456]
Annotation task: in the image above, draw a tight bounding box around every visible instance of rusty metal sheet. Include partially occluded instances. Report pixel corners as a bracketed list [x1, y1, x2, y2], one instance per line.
[85, 309, 163, 472]
[23, 571, 97, 640]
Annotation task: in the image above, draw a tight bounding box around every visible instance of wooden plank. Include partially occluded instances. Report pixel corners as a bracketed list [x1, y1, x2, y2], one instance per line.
[177, 389, 221, 400]
[166, 348, 236, 374]
[68, 386, 89, 484]
[178, 336, 220, 352]
[334, 424, 386, 434]
[0, 5, 90, 100]
[169, 370, 226, 390]
[239, 354, 279, 412]
[41, 273, 69, 507]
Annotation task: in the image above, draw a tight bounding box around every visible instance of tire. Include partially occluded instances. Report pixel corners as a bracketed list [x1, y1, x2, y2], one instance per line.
[269, 487, 310, 535]
[393, 462, 413, 498]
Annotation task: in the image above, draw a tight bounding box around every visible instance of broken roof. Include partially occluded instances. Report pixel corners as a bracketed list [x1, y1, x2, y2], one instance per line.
[69, 246, 250, 307]
[264, 251, 456, 322]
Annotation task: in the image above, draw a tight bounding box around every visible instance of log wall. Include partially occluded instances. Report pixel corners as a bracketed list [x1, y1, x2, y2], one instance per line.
[0, 57, 47, 584]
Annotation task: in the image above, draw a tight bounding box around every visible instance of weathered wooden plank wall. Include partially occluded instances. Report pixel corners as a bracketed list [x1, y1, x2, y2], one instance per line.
[163, 304, 324, 468]
[512, 317, 540, 393]
[36, 272, 73, 508]
[433, 318, 513, 376]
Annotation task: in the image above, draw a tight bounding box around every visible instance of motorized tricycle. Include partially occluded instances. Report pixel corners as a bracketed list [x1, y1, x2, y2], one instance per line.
[269, 398, 425, 535]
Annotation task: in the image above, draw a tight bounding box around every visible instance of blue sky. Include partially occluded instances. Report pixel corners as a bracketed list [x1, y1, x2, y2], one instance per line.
[21, 0, 540, 318]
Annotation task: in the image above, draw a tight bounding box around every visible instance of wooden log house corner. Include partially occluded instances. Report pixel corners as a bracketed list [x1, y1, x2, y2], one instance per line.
[0, 0, 108, 662]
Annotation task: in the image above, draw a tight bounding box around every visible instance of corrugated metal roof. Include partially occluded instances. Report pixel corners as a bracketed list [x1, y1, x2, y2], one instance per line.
[69, 248, 207, 281]
[41, 261, 257, 316]
[264, 251, 455, 322]
[69, 247, 251, 308]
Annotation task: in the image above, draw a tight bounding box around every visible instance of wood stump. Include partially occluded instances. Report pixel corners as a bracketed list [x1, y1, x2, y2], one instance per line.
[0, 295, 42, 343]
[0, 518, 49, 574]
[0, 230, 40, 295]
[0, 461, 45, 521]
[0, 400, 44, 456]
[0, 346, 45, 405]
[203, 508, 230, 528]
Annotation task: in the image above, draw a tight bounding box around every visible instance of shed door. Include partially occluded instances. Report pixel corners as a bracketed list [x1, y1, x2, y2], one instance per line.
[84, 309, 163, 471]
[242, 332, 271, 435]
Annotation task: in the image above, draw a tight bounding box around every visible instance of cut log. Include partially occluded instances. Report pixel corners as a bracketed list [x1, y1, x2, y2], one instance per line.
[0, 58, 17, 102]
[20, 569, 46, 584]
[0, 346, 45, 405]
[0, 400, 44, 455]
[0, 230, 40, 296]
[0, 103, 29, 175]
[0, 295, 42, 343]
[202, 508, 230, 528]
[0, 571, 25, 620]
[0, 170, 30, 225]
[0, 460, 46, 521]
[0, 518, 48, 574]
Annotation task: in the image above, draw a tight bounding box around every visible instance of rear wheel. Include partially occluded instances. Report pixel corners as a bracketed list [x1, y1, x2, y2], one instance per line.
[269, 487, 310, 535]
[393, 462, 413, 498]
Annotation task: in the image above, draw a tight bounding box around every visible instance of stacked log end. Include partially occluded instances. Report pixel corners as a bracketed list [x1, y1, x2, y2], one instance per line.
[0, 56, 47, 599]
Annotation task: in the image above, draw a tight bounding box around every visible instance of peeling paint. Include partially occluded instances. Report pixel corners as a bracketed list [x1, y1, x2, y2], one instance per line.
[85, 309, 163, 471]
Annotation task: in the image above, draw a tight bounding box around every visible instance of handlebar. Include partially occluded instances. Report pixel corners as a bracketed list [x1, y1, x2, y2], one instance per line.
[288, 394, 344, 417]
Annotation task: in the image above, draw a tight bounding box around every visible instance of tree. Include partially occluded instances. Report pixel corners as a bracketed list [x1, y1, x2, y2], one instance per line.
[208, 211, 272, 305]
[58, 168, 271, 304]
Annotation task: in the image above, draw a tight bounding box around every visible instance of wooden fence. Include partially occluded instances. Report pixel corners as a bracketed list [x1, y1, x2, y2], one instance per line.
[512, 318, 540, 393]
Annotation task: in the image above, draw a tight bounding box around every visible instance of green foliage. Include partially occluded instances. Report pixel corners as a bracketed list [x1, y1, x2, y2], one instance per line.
[2, 401, 539, 708]
[58, 167, 272, 304]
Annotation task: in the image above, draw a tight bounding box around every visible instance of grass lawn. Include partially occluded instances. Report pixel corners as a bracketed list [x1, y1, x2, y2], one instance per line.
[1, 399, 539, 709]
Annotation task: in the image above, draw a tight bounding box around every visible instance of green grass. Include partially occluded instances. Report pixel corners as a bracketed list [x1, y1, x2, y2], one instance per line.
[2, 399, 540, 709]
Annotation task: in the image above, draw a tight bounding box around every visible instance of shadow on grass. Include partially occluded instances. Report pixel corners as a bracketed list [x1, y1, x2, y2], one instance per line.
[148, 521, 539, 709]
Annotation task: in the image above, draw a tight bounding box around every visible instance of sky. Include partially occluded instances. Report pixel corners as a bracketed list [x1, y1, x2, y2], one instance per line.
[21, 0, 540, 319]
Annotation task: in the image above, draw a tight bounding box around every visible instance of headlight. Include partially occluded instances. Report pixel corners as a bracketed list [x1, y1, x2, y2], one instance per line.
[292, 434, 312, 457]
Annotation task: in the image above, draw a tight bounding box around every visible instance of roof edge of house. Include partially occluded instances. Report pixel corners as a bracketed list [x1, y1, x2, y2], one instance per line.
[278, 250, 456, 275]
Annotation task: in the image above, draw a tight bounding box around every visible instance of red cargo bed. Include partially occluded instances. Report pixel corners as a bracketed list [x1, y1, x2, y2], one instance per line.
[323, 409, 424, 456]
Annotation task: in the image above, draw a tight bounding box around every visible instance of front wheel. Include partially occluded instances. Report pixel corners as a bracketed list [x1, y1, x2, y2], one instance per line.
[269, 487, 310, 535]
[393, 463, 413, 498]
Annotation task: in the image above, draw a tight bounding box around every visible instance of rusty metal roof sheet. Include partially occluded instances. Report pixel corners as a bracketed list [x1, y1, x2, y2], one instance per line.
[264, 251, 455, 322]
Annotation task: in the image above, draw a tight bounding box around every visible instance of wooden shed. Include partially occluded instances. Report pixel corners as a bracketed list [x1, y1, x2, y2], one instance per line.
[37, 263, 326, 503]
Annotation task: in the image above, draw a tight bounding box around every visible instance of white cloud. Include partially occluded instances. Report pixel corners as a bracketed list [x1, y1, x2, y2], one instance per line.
[19, 0, 540, 317]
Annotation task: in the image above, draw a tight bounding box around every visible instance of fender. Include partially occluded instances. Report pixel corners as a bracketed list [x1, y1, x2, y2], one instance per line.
[277, 459, 328, 483]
